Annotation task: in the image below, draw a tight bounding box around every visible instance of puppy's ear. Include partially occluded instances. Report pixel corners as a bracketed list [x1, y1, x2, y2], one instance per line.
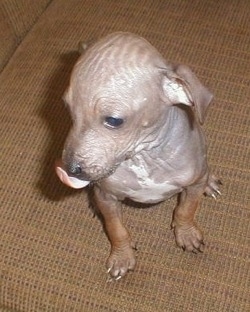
[78, 41, 89, 54]
[161, 64, 213, 124]
[78, 39, 95, 54]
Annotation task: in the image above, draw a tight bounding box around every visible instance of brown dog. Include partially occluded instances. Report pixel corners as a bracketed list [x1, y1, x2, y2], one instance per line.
[56, 32, 221, 279]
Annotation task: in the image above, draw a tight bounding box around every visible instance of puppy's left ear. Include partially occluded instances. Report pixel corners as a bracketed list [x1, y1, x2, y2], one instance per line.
[161, 64, 213, 124]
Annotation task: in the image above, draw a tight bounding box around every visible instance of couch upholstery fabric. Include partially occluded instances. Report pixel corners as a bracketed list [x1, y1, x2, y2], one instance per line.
[0, 0, 249, 311]
[0, 0, 52, 72]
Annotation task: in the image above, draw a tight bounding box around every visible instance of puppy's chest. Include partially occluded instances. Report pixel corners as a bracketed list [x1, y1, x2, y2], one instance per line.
[107, 157, 183, 204]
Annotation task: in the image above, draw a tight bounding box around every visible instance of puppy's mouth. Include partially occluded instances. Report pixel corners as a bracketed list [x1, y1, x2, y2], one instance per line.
[55, 159, 118, 189]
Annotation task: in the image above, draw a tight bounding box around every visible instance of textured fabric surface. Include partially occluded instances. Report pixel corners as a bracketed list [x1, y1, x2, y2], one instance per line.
[0, 0, 52, 71]
[0, 0, 249, 311]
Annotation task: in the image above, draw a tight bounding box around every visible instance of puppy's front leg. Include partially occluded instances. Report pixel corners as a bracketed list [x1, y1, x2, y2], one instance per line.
[172, 180, 206, 253]
[94, 186, 136, 279]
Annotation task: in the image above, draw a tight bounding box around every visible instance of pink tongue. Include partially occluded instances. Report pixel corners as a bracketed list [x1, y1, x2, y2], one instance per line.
[55, 159, 90, 189]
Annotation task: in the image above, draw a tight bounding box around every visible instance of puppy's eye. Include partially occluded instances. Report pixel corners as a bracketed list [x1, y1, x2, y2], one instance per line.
[104, 116, 124, 129]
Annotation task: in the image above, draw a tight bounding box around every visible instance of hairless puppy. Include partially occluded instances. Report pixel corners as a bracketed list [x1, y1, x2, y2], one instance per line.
[55, 32, 221, 280]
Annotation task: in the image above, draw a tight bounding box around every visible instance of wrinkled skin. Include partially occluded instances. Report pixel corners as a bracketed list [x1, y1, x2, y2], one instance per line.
[55, 32, 221, 279]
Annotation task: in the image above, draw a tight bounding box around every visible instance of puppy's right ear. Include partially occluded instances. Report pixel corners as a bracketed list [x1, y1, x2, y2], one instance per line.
[160, 64, 213, 124]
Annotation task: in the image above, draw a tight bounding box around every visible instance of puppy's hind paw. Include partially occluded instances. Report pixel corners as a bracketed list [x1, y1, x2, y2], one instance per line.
[204, 174, 222, 199]
[173, 223, 205, 253]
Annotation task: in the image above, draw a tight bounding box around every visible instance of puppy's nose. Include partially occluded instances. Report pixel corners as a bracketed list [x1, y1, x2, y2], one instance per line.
[67, 163, 82, 176]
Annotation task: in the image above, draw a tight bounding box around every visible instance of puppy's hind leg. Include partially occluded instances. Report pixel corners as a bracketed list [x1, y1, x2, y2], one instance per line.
[171, 179, 207, 253]
[94, 186, 136, 279]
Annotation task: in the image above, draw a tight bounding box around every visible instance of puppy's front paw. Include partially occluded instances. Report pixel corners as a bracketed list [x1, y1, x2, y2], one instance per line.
[106, 246, 136, 280]
[172, 223, 204, 253]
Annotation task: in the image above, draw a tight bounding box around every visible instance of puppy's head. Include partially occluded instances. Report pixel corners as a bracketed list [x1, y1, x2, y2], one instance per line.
[56, 32, 213, 188]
